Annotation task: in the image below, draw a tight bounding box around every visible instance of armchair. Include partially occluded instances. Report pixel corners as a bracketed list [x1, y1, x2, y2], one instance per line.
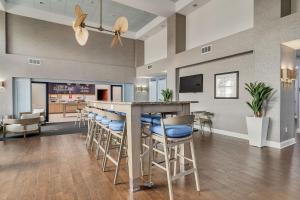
[20, 108, 46, 124]
[2, 115, 41, 140]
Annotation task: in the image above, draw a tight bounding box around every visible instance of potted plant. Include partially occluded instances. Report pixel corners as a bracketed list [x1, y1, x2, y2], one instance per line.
[245, 82, 273, 147]
[161, 88, 173, 102]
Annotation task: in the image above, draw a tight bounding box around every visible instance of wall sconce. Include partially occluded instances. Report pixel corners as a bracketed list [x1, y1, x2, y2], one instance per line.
[281, 68, 297, 84]
[136, 85, 148, 93]
[0, 81, 5, 89]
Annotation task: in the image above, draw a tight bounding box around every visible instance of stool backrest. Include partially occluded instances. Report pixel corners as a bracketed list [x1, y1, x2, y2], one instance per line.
[162, 115, 194, 126]
[95, 109, 106, 117]
[106, 111, 126, 121]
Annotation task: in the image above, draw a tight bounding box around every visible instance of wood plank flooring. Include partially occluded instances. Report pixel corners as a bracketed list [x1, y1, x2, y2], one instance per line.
[0, 132, 300, 200]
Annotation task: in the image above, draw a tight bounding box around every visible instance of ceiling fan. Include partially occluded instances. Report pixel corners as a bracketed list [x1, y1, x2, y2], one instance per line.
[72, 0, 129, 47]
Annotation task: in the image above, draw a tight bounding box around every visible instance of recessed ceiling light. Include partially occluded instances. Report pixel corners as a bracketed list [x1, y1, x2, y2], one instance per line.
[193, 3, 198, 7]
[39, 1, 45, 4]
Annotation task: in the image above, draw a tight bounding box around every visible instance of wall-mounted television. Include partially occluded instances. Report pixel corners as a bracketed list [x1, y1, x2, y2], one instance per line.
[179, 74, 203, 93]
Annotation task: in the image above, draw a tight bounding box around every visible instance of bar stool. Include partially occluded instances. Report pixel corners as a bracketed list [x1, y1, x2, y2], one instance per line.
[102, 112, 127, 185]
[85, 107, 96, 149]
[91, 109, 107, 158]
[95, 110, 112, 160]
[140, 114, 161, 176]
[148, 115, 200, 200]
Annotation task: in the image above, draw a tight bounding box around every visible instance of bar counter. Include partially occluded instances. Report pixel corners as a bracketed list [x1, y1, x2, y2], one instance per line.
[87, 100, 197, 193]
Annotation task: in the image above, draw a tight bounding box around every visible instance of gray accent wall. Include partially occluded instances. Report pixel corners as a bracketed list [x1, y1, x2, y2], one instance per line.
[5, 13, 139, 67]
[167, 13, 186, 57]
[179, 53, 254, 134]
[0, 12, 5, 54]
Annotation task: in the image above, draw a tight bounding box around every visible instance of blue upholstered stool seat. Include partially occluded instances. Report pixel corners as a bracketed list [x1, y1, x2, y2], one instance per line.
[88, 112, 94, 118]
[141, 114, 161, 124]
[152, 118, 161, 125]
[101, 117, 111, 126]
[109, 121, 125, 131]
[150, 125, 193, 138]
[95, 115, 104, 121]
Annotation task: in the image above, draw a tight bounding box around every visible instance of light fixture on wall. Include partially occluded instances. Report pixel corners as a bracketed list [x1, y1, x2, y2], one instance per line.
[136, 85, 148, 93]
[0, 81, 5, 89]
[281, 67, 297, 84]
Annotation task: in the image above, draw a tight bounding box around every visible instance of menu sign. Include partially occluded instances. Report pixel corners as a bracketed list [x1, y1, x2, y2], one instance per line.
[48, 83, 95, 95]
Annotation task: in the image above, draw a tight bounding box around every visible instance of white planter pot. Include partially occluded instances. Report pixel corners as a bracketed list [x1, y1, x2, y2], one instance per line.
[246, 117, 269, 147]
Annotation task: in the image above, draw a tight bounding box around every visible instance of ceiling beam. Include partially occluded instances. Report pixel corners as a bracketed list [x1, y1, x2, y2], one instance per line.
[0, 0, 6, 11]
[5, 3, 136, 39]
[176, 0, 194, 12]
[112, 0, 175, 17]
[135, 16, 166, 40]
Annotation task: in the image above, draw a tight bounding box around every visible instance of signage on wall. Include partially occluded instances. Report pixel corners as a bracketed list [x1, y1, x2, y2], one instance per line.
[48, 83, 95, 95]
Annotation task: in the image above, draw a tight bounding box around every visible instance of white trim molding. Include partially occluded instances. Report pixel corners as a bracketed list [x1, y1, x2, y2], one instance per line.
[194, 125, 248, 140]
[195, 125, 296, 149]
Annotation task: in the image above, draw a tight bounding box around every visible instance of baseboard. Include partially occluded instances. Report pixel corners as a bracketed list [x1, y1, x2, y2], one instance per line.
[194, 125, 248, 140]
[194, 125, 296, 149]
[280, 138, 296, 149]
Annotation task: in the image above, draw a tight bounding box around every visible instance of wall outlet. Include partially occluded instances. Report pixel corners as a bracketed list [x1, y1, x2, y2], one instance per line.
[285, 127, 288, 133]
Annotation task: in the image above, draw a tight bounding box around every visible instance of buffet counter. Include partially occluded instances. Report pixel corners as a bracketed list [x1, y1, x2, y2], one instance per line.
[49, 102, 77, 114]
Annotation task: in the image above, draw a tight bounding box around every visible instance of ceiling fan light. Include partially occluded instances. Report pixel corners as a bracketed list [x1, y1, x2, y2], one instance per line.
[75, 28, 89, 46]
[72, 21, 79, 32]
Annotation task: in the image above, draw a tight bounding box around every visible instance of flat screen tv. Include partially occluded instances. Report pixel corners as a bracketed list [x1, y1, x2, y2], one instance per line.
[179, 74, 203, 93]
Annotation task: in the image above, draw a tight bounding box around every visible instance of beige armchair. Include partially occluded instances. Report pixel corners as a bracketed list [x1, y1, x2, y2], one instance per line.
[20, 108, 46, 124]
[2, 115, 41, 140]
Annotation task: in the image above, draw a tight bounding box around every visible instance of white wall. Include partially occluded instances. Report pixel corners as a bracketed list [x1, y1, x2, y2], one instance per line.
[292, 0, 300, 13]
[186, 0, 254, 50]
[144, 27, 167, 64]
[32, 83, 46, 110]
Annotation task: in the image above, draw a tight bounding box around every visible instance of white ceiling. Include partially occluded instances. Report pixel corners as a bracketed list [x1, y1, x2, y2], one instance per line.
[5, 0, 157, 32]
[283, 40, 300, 50]
[1, 0, 210, 39]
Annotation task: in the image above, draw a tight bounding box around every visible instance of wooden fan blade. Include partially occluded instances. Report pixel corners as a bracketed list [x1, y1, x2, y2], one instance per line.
[113, 16, 128, 33]
[75, 4, 83, 17]
[117, 34, 123, 47]
[111, 35, 118, 48]
[74, 14, 87, 27]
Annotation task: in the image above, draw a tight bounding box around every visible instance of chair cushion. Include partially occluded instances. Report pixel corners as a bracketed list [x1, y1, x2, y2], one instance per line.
[21, 113, 40, 119]
[95, 115, 104, 122]
[141, 115, 152, 123]
[109, 121, 125, 131]
[141, 114, 161, 124]
[88, 112, 94, 119]
[101, 117, 111, 126]
[33, 108, 45, 114]
[6, 124, 39, 132]
[150, 125, 192, 138]
[152, 118, 161, 125]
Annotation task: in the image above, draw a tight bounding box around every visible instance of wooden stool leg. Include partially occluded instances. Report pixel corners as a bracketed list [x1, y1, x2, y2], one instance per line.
[147, 135, 153, 184]
[114, 133, 126, 185]
[102, 131, 112, 171]
[173, 145, 178, 176]
[96, 128, 103, 160]
[190, 139, 200, 191]
[163, 142, 174, 200]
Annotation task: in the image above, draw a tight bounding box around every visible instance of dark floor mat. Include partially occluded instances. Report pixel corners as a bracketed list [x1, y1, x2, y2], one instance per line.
[0, 122, 87, 141]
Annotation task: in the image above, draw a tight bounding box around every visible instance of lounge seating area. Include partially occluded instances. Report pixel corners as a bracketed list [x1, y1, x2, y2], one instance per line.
[1, 0, 300, 199]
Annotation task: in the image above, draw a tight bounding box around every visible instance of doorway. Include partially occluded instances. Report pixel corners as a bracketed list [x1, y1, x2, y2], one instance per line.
[32, 82, 48, 121]
[111, 85, 123, 102]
